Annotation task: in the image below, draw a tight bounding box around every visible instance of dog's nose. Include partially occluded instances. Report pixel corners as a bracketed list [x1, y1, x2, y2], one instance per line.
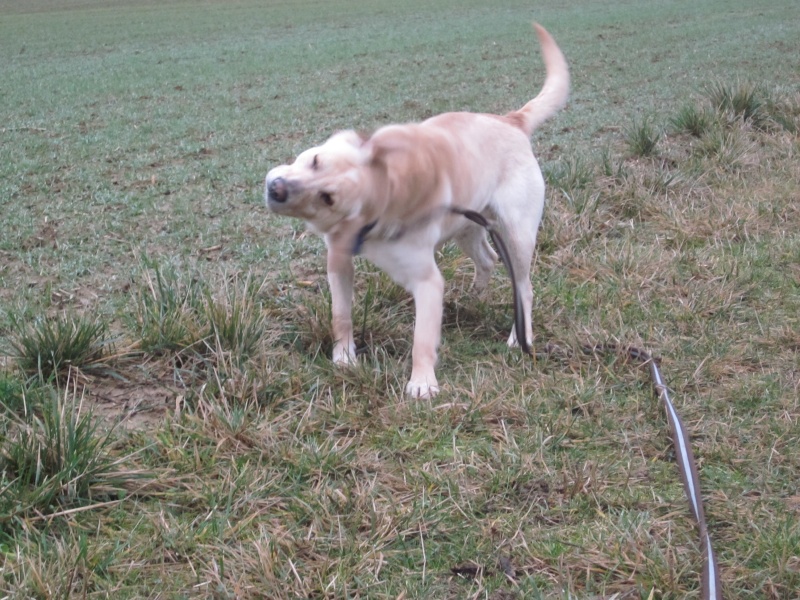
[267, 177, 288, 203]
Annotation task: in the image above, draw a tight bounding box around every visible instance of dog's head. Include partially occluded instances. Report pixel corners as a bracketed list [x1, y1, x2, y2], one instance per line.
[265, 130, 375, 234]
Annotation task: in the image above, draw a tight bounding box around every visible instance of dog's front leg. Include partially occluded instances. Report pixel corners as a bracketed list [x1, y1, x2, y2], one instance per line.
[326, 241, 357, 366]
[405, 268, 445, 399]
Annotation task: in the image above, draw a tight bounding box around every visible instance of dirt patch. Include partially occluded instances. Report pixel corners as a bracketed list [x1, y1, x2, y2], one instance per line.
[20, 221, 59, 251]
[86, 368, 180, 431]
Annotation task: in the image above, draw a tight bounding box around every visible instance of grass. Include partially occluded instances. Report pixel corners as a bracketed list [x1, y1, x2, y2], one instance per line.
[0, 379, 136, 535]
[670, 104, 713, 138]
[624, 117, 661, 158]
[8, 313, 113, 383]
[1, 0, 800, 597]
[705, 81, 769, 129]
[131, 262, 208, 356]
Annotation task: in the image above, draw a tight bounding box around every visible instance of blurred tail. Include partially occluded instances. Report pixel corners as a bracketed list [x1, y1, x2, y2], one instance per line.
[507, 23, 570, 136]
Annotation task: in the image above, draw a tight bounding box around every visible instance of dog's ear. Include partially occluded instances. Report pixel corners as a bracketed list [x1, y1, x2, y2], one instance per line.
[362, 129, 440, 219]
[329, 129, 368, 147]
[362, 133, 410, 173]
[331, 129, 366, 147]
[324, 129, 374, 167]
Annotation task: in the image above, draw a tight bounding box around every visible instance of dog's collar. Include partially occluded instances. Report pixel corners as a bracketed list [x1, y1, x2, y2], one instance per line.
[352, 220, 410, 255]
[352, 220, 378, 255]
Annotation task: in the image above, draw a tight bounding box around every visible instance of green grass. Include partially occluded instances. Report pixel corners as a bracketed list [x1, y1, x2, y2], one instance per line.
[670, 103, 714, 138]
[705, 81, 770, 129]
[624, 117, 661, 158]
[0, 381, 138, 536]
[1, 0, 800, 597]
[8, 313, 113, 383]
[130, 262, 208, 356]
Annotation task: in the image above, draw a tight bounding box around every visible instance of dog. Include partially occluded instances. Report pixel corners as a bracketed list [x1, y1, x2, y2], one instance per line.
[265, 24, 569, 398]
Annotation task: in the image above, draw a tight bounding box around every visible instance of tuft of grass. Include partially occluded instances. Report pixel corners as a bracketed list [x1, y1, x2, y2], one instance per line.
[670, 103, 714, 137]
[0, 382, 125, 526]
[0, 373, 27, 415]
[0, 375, 57, 425]
[131, 263, 207, 356]
[702, 80, 800, 134]
[8, 314, 112, 383]
[695, 127, 751, 172]
[1, 528, 100, 600]
[706, 81, 766, 126]
[544, 156, 597, 214]
[643, 161, 687, 195]
[599, 146, 629, 183]
[279, 283, 336, 359]
[624, 116, 661, 157]
[545, 156, 594, 194]
[203, 273, 269, 362]
[763, 92, 800, 133]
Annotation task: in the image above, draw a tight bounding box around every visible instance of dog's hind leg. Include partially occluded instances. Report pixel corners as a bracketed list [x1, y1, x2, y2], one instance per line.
[492, 172, 545, 350]
[454, 225, 498, 293]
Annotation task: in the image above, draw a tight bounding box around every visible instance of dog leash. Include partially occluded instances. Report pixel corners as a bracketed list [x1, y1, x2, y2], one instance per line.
[350, 208, 722, 596]
[452, 208, 722, 598]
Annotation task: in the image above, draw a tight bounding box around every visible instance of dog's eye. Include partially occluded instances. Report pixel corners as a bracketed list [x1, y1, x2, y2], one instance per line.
[319, 191, 334, 206]
[311, 155, 319, 170]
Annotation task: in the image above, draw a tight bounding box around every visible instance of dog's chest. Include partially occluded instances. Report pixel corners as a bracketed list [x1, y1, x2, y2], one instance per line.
[357, 224, 445, 290]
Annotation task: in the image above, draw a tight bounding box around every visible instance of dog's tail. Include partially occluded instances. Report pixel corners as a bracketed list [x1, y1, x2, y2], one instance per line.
[507, 23, 570, 137]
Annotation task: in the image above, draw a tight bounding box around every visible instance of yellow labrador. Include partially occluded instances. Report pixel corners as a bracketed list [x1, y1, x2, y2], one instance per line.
[265, 24, 569, 398]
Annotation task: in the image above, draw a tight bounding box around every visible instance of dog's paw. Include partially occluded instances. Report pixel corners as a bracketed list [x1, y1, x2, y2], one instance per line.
[332, 343, 357, 367]
[405, 378, 440, 399]
[507, 331, 532, 350]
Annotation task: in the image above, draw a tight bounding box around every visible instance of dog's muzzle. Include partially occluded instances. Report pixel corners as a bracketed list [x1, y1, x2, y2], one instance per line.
[266, 177, 289, 204]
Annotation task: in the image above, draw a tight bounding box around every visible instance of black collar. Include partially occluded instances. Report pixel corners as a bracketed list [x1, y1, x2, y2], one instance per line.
[352, 220, 378, 255]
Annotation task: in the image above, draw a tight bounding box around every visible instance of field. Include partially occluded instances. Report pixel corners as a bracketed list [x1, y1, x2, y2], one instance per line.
[1, 0, 799, 597]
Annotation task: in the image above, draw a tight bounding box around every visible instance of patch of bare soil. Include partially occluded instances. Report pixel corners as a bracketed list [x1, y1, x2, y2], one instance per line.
[19, 220, 59, 251]
[86, 365, 180, 431]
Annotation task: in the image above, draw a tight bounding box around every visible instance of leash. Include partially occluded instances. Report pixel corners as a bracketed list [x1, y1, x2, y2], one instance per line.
[452, 209, 722, 598]
[351, 208, 722, 596]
